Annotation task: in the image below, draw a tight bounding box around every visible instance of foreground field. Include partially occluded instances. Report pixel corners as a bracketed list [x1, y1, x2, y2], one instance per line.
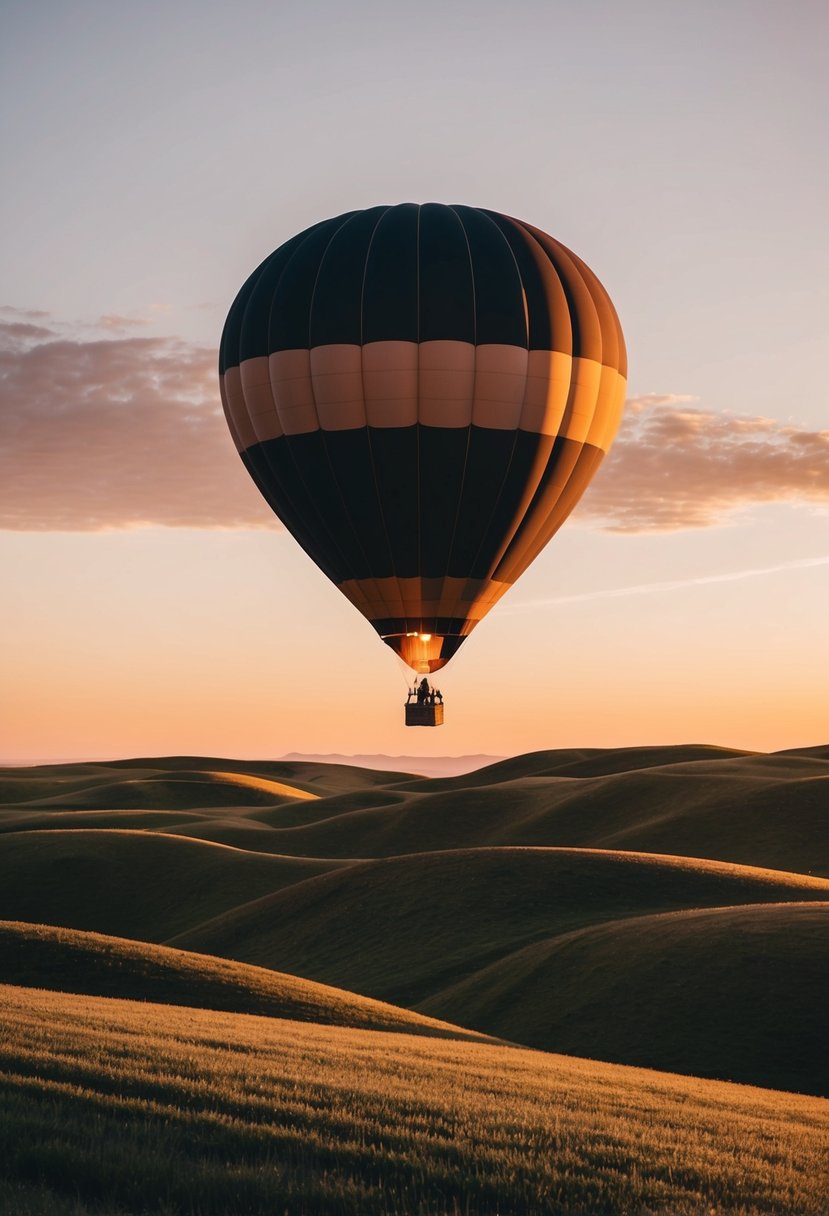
[1, 747, 828, 1096]
[3, 984, 828, 1216]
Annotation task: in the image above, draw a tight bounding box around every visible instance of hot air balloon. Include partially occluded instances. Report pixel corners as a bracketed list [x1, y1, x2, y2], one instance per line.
[219, 204, 626, 725]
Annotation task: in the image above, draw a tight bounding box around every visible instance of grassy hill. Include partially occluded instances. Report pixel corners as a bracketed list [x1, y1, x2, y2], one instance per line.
[5, 752, 826, 874]
[170, 847, 829, 1006]
[420, 901, 829, 1096]
[0, 829, 348, 941]
[0, 756, 415, 810]
[389, 743, 757, 790]
[777, 743, 829, 760]
[2, 983, 827, 1216]
[94, 754, 418, 793]
[5, 771, 319, 811]
[0, 922, 493, 1042]
[0, 806, 216, 833]
[1, 746, 827, 1111]
[131, 758, 828, 874]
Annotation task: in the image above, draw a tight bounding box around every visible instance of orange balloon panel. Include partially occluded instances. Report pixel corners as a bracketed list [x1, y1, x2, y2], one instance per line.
[220, 204, 626, 672]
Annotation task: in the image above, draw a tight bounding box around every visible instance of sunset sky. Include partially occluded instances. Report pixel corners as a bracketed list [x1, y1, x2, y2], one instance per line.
[2, 0, 827, 762]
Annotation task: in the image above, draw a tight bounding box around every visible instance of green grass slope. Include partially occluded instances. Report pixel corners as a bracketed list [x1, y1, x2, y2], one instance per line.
[6, 770, 317, 811]
[148, 788, 413, 852]
[777, 743, 829, 760]
[0, 922, 493, 1042]
[0, 808, 214, 837]
[0, 756, 414, 811]
[144, 761, 829, 873]
[149, 815, 338, 852]
[2, 984, 827, 1216]
[391, 743, 757, 791]
[103, 754, 417, 793]
[0, 830, 349, 941]
[421, 901, 829, 1097]
[247, 785, 413, 827]
[170, 847, 829, 1006]
[593, 771, 829, 873]
[0, 763, 163, 806]
[5, 753, 826, 874]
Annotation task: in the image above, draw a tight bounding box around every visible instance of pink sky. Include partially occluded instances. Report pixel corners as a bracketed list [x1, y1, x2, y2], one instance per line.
[2, 2, 827, 760]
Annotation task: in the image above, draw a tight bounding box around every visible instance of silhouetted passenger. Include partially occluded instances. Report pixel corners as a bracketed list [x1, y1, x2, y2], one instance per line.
[435, 689, 443, 704]
[417, 677, 430, 705]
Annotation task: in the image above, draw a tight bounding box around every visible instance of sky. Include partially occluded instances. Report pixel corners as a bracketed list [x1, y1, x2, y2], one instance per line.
[2, 0, 827, 761]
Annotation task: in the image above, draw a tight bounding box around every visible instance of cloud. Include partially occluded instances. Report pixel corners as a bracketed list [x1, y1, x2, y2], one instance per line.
[0, 320, 57, 342]
[1, 318, 827, 534]
[580, 394, 829, 531]
[502, 555, 829, 613]
[94, 314, 153, 332]
[0, 316, 272, 530]
[0, 306, 51, 319]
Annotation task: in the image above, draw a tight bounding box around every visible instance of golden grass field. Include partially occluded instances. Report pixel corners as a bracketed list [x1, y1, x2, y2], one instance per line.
[1, 744, 827, 1213]
[3, 985, 828, 1216]
[0, 921, 498, 1043]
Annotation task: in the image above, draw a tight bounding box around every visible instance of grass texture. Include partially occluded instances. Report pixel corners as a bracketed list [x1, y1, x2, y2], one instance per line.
[2, 983, 828, 1216]
[0, 921, 495, 1043]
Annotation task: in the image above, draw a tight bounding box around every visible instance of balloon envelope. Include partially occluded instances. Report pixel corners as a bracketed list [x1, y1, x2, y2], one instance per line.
[220, 204, 626, 673]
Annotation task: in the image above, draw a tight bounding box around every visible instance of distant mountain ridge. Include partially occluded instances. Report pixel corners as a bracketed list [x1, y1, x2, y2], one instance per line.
[280, 753, 506, 777]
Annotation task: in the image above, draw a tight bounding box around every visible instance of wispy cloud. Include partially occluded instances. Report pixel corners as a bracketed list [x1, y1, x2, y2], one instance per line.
[580, 394, 829, 531]
[94, 314, 153, 332]
[0, 306, 51, 319]
[503, 555, 829, 613]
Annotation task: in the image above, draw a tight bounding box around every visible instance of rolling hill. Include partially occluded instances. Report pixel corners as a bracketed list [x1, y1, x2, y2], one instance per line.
[0, 829, 349, 941]
[0, 921, 494, 1042]
[388, 743, 758, 790]
[1, 745, 826, 1107]
[0, 755, 415, 809]
[2, 983, 827, 1216]
[420, 900, 829, 1096]
[140, 758, 827, 874]
[5, 751, 826, 874]
[170, 847, 829, 1008]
